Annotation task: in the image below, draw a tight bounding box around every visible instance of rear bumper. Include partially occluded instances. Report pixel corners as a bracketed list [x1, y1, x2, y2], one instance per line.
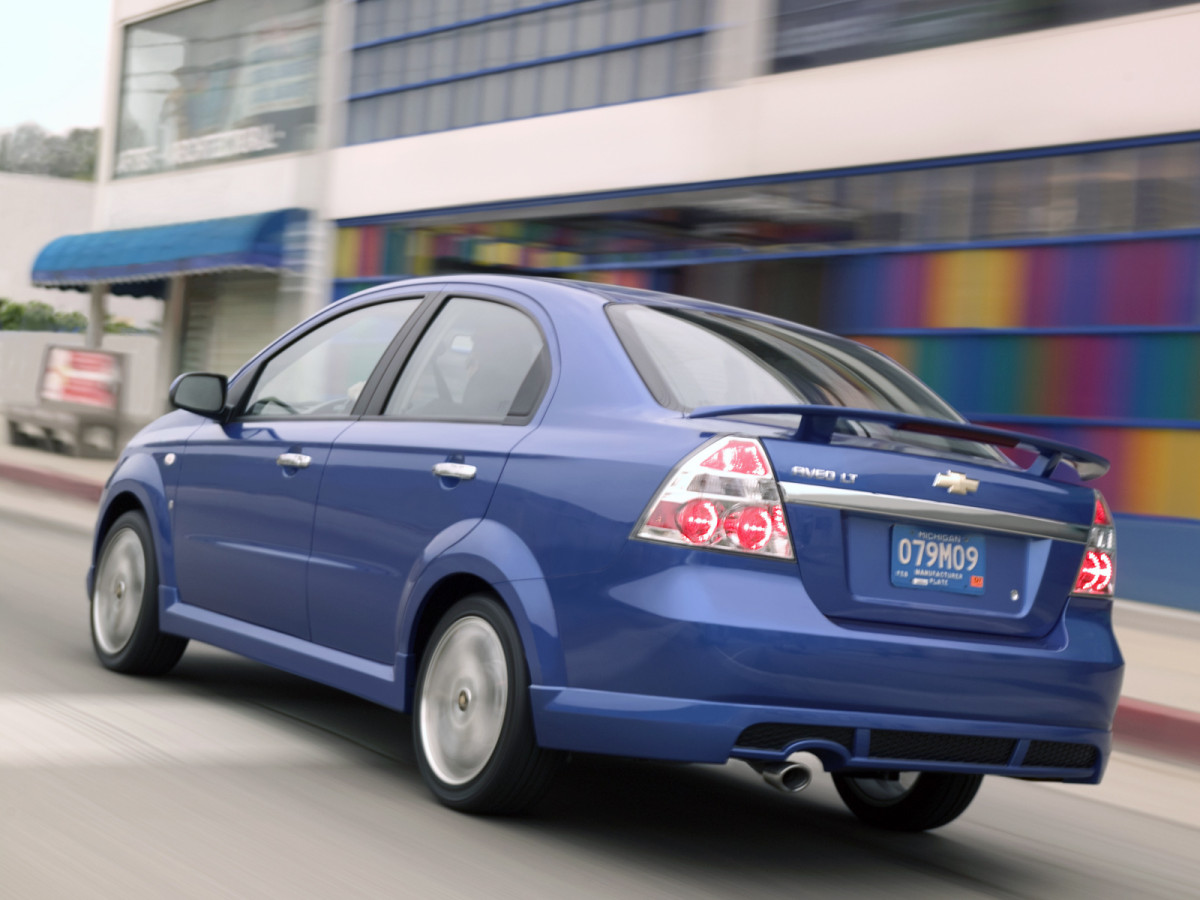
[529, 688, 1112, 784]
[536, 550, 1122, 783]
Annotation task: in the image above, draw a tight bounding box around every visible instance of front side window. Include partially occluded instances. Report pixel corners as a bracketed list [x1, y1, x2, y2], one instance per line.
[608, 303, 1005, 463]
[243, 299, 421, 418]
[385, 298, 548, 422]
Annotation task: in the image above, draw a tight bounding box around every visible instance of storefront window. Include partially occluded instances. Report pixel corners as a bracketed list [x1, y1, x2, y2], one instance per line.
[347, 0, 710, 143]
[115, 0, 323, 178]
[771, 0, 1197, 74]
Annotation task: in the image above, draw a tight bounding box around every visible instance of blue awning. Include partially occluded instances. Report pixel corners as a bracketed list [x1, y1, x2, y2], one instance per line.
[31, 208, 307, 298]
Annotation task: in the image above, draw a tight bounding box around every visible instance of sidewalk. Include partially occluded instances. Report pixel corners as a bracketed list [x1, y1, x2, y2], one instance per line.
[1, 434, 1197, 767]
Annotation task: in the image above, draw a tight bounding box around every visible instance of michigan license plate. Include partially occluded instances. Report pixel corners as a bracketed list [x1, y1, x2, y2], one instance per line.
[890, 524, 986, 595]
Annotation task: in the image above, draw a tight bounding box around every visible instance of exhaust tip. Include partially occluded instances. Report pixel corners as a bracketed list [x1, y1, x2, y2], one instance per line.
[757, 762, 812, 793]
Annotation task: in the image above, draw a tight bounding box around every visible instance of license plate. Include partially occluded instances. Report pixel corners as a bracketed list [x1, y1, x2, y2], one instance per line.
[890, 524, 986, 595]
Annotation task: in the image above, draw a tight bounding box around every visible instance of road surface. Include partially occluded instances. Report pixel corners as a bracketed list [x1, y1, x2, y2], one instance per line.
[2, 491, 1197, 899]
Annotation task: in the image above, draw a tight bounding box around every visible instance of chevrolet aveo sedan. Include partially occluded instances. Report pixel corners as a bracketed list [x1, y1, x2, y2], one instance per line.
[88, 274, 1123, 830]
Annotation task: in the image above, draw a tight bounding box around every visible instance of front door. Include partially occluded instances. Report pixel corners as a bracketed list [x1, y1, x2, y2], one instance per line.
[172, 297, 424, 637]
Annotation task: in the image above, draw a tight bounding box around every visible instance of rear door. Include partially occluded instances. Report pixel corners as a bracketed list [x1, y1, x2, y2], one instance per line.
[306, 290, 553, 663]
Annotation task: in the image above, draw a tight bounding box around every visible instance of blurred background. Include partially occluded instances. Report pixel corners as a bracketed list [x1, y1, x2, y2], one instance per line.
[3, 0, 1200, 605]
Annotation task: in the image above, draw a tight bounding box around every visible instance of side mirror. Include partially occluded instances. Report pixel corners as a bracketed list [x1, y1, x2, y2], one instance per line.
[169, 372, 227, 418]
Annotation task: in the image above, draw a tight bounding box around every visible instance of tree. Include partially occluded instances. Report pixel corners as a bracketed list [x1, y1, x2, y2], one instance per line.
[0, 298, 89, 332]
[0, 123, 98, 180]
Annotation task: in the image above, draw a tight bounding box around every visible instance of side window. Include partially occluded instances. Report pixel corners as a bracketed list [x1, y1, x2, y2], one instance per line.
[384, 298, 548, 423]
[243, 299, 421, 418]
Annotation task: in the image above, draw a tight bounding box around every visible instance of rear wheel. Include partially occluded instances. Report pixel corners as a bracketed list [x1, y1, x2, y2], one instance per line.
[91, 511, 188, 675]
[832, 771, 983, 831]
[413, 594, 562, 814]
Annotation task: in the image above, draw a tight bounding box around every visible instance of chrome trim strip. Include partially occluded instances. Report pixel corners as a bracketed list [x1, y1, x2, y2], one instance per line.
[780, 482, 1089, 544]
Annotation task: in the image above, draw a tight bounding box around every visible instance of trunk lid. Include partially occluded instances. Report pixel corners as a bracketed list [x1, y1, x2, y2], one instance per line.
[757, 431, 1098, 639]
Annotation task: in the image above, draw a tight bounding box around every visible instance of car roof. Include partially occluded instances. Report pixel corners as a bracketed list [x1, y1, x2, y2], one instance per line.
[345, 273, 834, 339]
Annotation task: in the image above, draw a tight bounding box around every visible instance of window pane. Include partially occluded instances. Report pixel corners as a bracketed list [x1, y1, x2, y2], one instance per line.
[385, 299, 548, 422]
[383, 0, 410, 35]
[642, 0, 675, 35]
[543, 6, 572, 56]
[569, 55, 602, 109]
[376, 92, 403, 140]
[403, 38, 430, 84]
[608, 0, 640, 44]
[514, 12, 542, 61]
[537, 60, 570, 114]
[485, 19, 513, 67]
[429, 32, 457, 79]
[425, 83, 453, 131]
[602, 48, 636, 105]
[635, 42, 670, 99]
[573, 1, 607, 52]
[479, 72, 510, 122]
[407, 0, 435, 33]
[433, 0, 459, 27]
[398, 89, 427, 135]
[675, 0, 706, 31]
[669, 34, 704, 93]
[352, 47, 383, 94]
[452, 78, 481, 127]
[245, 301, 422, 418]
[456, 25, 485, 76]
[510, 67, 537, 118]
[347, 100, 374, 145]
[460, 0, 487, 20]
[355, 0, 386, 44]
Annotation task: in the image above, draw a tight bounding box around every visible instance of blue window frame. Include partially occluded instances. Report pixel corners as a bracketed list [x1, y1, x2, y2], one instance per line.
[347, 0, 710, 144]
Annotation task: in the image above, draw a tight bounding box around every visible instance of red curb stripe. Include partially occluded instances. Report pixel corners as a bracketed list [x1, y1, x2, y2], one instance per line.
[1114, 697, 1200, 765]
[0, 462, 103, 504]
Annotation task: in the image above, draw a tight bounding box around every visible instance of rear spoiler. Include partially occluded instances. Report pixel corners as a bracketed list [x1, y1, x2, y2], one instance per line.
[685, 404, 1109, 481]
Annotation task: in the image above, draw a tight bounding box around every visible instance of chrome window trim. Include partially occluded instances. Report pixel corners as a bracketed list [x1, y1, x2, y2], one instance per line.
[780, 482, 1089, 544]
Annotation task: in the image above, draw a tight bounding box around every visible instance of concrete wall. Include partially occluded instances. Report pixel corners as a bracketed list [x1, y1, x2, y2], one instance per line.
[0, 331, 162, 424]
[0, 173, 93, 306]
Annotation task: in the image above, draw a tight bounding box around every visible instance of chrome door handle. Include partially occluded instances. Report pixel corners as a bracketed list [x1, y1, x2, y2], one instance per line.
[276, 453, 312, 469]
[432, 462, 476, 481]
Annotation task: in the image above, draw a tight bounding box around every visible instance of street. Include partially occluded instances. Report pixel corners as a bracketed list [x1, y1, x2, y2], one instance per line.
[2, 494, 1198, 900]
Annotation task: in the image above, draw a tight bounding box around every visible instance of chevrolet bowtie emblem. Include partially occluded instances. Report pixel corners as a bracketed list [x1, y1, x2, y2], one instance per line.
[933, 470, 979, 495]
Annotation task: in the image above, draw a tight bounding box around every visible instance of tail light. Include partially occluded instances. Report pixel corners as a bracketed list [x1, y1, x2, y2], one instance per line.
[635, 437, 794, 560]
[1071, 491, 1115, 597]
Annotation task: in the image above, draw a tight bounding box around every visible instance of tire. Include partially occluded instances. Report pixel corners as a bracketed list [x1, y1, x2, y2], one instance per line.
[91, 511, 188, 675]
[832, 771, 983, 831]
[413, 594, 562, 814]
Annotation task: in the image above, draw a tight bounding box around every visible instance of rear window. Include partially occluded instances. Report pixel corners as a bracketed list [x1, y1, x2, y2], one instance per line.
[608, 303, 1006, 463]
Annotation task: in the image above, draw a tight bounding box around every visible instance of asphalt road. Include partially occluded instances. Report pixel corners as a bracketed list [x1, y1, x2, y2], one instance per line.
[2, 503, 1199, 900]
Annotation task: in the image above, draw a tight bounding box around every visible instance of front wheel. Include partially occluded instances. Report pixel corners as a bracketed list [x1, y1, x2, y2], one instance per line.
[91, 511, 188, 675]
[832, 771, 983, 831]
[413, 595, 562, 814]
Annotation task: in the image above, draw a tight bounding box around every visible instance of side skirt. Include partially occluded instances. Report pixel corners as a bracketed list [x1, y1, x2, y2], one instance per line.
[160, 588, 408, 712]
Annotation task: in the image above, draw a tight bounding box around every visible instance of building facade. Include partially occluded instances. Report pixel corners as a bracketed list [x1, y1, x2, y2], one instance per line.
[35, 0, 1200, 604]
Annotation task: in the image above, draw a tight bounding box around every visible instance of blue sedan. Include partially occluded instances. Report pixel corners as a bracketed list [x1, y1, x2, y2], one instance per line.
[87, 275, 1123, 830]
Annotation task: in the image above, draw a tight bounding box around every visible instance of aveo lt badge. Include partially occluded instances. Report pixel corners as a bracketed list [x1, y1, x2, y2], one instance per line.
[933, 470, 980, 496]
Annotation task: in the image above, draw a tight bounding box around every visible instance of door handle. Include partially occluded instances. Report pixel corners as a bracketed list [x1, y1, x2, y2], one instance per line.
[276, 453, 312, 469]
[432, 462, 476, 481]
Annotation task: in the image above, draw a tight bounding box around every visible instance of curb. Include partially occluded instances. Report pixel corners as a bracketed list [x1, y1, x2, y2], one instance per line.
[0, 460, 104, 504]
[1113, 698, 1200, 766]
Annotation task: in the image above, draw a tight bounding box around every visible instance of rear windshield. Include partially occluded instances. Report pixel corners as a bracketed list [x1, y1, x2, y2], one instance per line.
[608, 303, 1006, 464]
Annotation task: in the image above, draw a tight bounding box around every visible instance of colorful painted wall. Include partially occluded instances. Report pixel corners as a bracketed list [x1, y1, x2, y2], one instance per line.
[336, 221, 1200, 529]
[834, 238, 1200, 523]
